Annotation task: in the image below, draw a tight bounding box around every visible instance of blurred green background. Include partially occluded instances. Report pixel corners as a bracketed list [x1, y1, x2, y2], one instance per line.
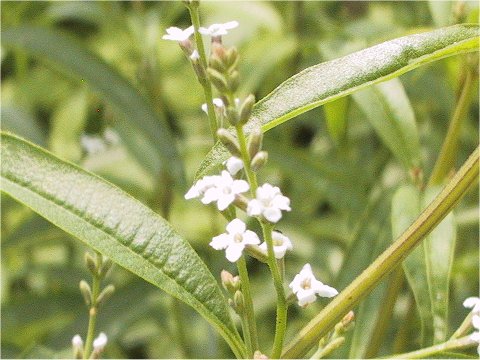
[1, 1, 478, 358]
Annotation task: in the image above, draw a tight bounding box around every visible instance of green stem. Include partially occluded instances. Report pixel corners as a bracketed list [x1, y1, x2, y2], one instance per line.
[384, 335, 476, 359]
[451, 311, 474, 339]
[83, 274, 101, 359]
[170, 299, 191, 358]
[235, 124, 258, 194]
[282, 146, 479, 359]
[237, 255, 258, 356]
[429, 67, 475, 185]
[186, 3, 218, 142]
[261, 222, 288, 359]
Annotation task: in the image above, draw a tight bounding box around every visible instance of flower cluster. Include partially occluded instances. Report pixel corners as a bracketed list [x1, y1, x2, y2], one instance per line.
[464, 297, 480, 355]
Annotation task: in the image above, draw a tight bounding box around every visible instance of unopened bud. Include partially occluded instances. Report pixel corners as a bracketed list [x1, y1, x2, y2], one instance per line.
[233, 290, 245, 313]
[91, 332, 108, 358]
[217, 129, 241, 157]
[221, 270, 241, 293]
[99, 258, 113, 279]
[225, 47, 239, 72]
[96, 285, 115, 308]
[239, 94, 255, 125]
[211, 42, 226, 60]
[208, 68, 229, 93]
[228, 70, 240, 92]
[79, 280, 92, 306]
[72, 334, 84, 359]
[85, 252, 97, 275]
[226, 106, 240, 126]
[253, 350, 269, 359]
[209, 53, 226, 73]
[247, 128, 263, 158]
[251, 151, 268, 172]
[335, 311, 355, 334]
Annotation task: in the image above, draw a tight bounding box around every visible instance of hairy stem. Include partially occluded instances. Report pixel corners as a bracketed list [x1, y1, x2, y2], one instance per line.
[83, 271, 101, 358]
[282, 146, 479, 358]
[237, 255, 258, 356]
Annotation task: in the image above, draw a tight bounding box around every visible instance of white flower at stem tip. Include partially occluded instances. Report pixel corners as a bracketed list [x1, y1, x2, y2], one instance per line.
[201, 98, 224, 114]
[184, 175, 218, 200]
[202, 171, 249, 211]
[470, 314, 480, 355]
[259, 231, 293, 259]
[93, 332, 108, 352]
[210, 218, 260, 262]
[289, 263, 338, 307]
[71, 334, 83, 348]
[162, 26, 194, 41]
[464, 296, 480, 313]
[247, 183, 291, 223]
[199, 21, 239, 36]
[224, 156, 244, 175]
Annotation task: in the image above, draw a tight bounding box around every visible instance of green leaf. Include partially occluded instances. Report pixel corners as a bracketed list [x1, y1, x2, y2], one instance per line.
[422, 186, 456, 344]
[1, 27, 185, 187]
[0, 132, 245, 358]
[391, 185, 434, 346]
[0, 107, 47, 147]
[353, 78, 421, 169]
[196, 24, 479, 179]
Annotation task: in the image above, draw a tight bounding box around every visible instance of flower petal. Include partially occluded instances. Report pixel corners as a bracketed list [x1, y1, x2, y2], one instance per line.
[243, 230, 260, 245]
[263, 207, 282, 223]
[210, 234, 230, 250]
[225, 243, 244, 262]
[227, 218, 246, 234]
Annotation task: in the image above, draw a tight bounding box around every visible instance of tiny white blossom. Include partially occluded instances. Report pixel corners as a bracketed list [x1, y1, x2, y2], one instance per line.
[93, 332, 108, 352]
[259, 231, 293, 259]
[201, 171, 249, 211]
[470, 314, 480, 355]
[201, 98, 225, 114]
[247, 183, 291, 223]
[210, 219, 260, 262]
[162, 26, 194, 41]
[199, 21, 239, 36]
[71, 334, 83, 349]
[104, 128, 120, 145]
[464, 297, 480, 313]
[190, 49, 200, 61]
[185, 175, 218, 200]
[224, 156, 244, 175]
[81, 134, 106, 155]
[289, 263, 338, 307]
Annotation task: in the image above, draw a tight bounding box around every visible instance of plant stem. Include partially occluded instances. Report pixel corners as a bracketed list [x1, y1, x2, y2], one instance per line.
[237, 255, 258, 356]
[384, 335, 476, 359]
[83, 274, 101, 359]
[282, 146, 479, 359]
[451, 311, 474, 339]
[170, 299, 191, 358]
[235, 124, 258, 194]
[186, 3, 218, 142]
[429, 66, 475, 185]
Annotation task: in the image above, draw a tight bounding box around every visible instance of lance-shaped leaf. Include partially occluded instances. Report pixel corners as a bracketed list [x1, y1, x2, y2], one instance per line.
[196, 24, 479, 179]
[0, 133, 245, 358]
[1, 27, 185, 188]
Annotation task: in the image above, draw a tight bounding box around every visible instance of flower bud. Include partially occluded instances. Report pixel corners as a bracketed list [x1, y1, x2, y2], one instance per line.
[207, 68, 229, 93]
[233, 290, 245, 313]
[221, 270, 241, 294]
[225, 47, 239, 72]
[217, 129, 241, 157]
[209, 53, 226, 73]
[211, 42, 226, 60]
[251, 151, 268, 172]
[96, 284, 115, 308]
[247, 127, 263, 158]
[228, 70, 240, 93]
[79, 280, 92, 306]
[99, 258, 113, 279]
[72, 334, 84, 359]
[85, 252, 98, 276]
[239, 94, 255, 125]
[226, 106, 240, 126]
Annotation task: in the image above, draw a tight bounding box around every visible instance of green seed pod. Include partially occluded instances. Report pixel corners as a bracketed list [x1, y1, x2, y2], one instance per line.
[207, 68, 229, 93]
[226, 106, 240, 126]
[247, 127, 263, 158]
[251, 151, 268, 172]
[96, 284, 115, 308]
[233, 290, 245, 313]
[217, 129, 241, 157]
[79, 280, 92, 306]
[85, 252, 97, 276]
[239, 94, 255, 125]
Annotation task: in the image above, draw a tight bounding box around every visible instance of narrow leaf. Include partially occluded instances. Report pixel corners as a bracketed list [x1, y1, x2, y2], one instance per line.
[196, 24, 479, 179]
[423, 186, 457, 343]
[0, 133, 245, 358]
[1, 27, 185, 186]
[392, 184, 434, 346]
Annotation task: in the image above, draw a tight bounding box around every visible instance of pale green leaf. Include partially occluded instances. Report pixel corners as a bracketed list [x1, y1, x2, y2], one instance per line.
[0, 132, 245, 358]
[196, 24, 479, 179]
[1, 27, 185, 186]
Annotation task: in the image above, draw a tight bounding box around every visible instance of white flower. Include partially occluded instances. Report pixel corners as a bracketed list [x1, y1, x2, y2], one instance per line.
[210, 219, 260, 262]
[190, 49, 200, 61]
[71, 334, 83, 349]
[464, 297, 480, 313]
[289, 263, 338, 307]
[201, 98, 225, 114]
[185, 175, 218, 200]
[247, 183, 291, 223]
[201, 171, 249, 211]
[162, 26, 194, 41]
[259, 231, 293, 259]
[224, 156, 243, 175]
[199, 21, 239, 36]
[470, 315, 480, 355]
[104, 128, 120, 145]
[81, 134, 106, 155]
[93, 332, 108, 352]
